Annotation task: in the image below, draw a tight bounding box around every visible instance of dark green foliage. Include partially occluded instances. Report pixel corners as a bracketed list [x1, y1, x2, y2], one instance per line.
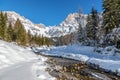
[86, 7, 99, 46]
[103, 0, 120, 34]
[86, 14, 92, 39]
[12, 19, 52, 46]
[0, 12, 7, 39]
[0, 11, 54, 46]
[91, 7, 99, 40]
[103, 0, 113, 34]
[6, 22, 14, 41]
[77, 8, 84, 42]
[14, 19, 26, 45]
[26, 30, 32, 45]
[29, 33, 52, 46]
[77, 23, 84, 42]
[17, 24, 26, 45]
[102, 0, 120, 48]
[41, 35, 45, 45]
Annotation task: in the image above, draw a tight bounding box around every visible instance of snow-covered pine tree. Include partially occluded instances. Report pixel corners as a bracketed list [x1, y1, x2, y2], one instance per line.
[103, 0, 120, 34]
[86, 7, 99, 46]
[86, 14, 91, 40]
[103, 0, 120, 47]
[77, 7, 84, 43]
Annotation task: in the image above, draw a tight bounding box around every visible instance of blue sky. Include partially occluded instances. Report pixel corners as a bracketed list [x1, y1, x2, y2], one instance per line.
[0, 0, 102, 26]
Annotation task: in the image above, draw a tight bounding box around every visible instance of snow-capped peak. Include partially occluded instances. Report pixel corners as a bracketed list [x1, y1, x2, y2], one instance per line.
[6, 11, 87, 37]
[6, 11, 49, 37]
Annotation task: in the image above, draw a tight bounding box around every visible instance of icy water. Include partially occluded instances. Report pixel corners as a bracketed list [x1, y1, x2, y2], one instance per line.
[45, 56, 120, 80]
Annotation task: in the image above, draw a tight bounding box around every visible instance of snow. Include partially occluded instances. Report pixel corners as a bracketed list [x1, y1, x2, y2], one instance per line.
[88, 58, 120, 73]
[91, 73, 104, 80]
[0, 61, 38, 80]
[5, 11, 88, 37]
[35, 44, 120, 76]
[0, 40, 37, 69]
[6, 11, 50, 37]
[0, 40, 55, 80]
[32, 55, 56, 80]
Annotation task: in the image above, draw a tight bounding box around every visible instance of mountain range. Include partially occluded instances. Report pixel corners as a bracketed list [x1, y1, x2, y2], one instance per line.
[6, 11, 87, 37]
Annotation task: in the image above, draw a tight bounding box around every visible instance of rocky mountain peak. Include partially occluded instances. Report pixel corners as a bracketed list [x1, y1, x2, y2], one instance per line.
[5, 11, 87, 37]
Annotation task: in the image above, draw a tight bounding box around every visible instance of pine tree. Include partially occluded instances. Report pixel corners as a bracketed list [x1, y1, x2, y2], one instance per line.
[103, 0, 120, 47]
[86, 7, 99, 46]
[118, 0, 120, 27]
[18, 25, 26, 45]
[41, 35, 45, 45]
[13, 19, 20, 41]
[86, 14, 92, 39]
[103, 0, 120, 34]
[0, 12, 7, 39]
[26, 30, 32, 45]
[14, 19, 26, 45]
[6, 22, 14, 41]
[77, 7, 84, 42]
[114, 0, 120, 28]
[34, 33, 38, 44]
[91, 7, 99, 41]
[77, 23, 83, 42]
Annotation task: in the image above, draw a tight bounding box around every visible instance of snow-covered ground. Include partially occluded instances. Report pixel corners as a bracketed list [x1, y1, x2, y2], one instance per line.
[32, 56, 56, 80]
[0, 60, 38, 80]
[0, 40, 37, 69]
[0, 40, 55, 80]
[35, 44, 120, 76]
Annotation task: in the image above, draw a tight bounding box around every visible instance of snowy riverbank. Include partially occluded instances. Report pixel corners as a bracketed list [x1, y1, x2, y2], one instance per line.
[35, 44, 120, 76]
